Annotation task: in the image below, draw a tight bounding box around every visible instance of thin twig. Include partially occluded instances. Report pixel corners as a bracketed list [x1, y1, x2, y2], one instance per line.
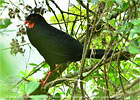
[76, 0, 95, 15]
[0, 43, 30, 51]
[25, 45, 31, 76]
[117, 51, 126, 94]
[50, 16, 86, 25]
[9, 0, 25, 14]
[70, 80, 78, 100]
[104, 62, 110, 99]
[63, 11, 86, 17]
[45, 0, 62, 30]
[71, 16, 77, 35]
[50, 0, 68, 33]
[111, 88, 140, 99]
[34, 0, 37, 6]
[79, 2, 90, 100]
[13, 61, 45, 88]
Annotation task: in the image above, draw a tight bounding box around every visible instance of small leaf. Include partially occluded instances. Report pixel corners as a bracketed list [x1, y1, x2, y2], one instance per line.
[106, 1, 114, 8]
[54, 93, 61, 100]
[122, 3, 129, 11]
[132, 69, 140, 75]
[129, 73, 137, 79]
[50, 16, 57, 23]
[50, 14, 67, 23]
[29, 63, 38, 67]
[25, 81, 40, 95]
[130, 28, 139, 37]
[109, 19, 116, 26]
[130, 41, 139, 46]
[0, 0, 8, 6]
[130, 28, 140, 34]
[0, 18, 12, 29]
[128, 41, 140, 54]
[110, 36, 118, 42]
[131, 19, 140, 25]
[20, 70, 26, 77]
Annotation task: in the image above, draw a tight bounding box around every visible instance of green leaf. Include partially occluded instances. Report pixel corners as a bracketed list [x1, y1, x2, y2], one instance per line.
[0, 0, 8, 6]
[106, 1, 114, 8]
[25, 81, 40, 95]
[29, 63, 38, 67]
[131, 69, 140, 75]
[54, 93, 61, 100]
[128, 72, 137, 79]
[110, 36, 118, 42]
[103, 30, 113, 34]
[66, 88, 71, 96]
[19, 70, 26, 77]
[50, 14, 67, 23]
[115, 0, 122, 5]
[130, 28, 140, 35]
[122, 3, 129, 11]
[131, 19, 140, 26]
[128, 41, 140, 54]
[0, 18, 12, 29]
[138, 8, 140, 12]
[29, 95, 48, 100]
[0, 81, 20, 98]
[69, 6, 86, 15]
[109, 19, 115, 26]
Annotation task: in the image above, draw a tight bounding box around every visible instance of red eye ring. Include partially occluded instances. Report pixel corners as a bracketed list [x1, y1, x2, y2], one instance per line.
[24, 20, 35, 28]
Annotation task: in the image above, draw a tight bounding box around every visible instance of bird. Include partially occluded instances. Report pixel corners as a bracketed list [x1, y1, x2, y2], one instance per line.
[24, 14, 126, 87]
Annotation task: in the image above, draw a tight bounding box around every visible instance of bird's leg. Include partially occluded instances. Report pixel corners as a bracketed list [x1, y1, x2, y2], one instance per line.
[40, 65, 59, 88]
[55, 64, 59, 69]
[40, 71, 52, 88]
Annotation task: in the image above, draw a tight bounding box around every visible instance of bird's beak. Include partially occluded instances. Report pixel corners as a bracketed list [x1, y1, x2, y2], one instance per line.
[24, 20, 29, 25]
[24, 20, 35, 29]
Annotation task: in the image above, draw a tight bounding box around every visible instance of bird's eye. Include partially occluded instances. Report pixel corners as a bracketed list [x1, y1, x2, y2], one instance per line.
[31, 17, 35, 19]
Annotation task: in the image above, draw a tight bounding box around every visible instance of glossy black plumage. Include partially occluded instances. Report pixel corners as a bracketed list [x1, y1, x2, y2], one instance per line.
[25, 14, 113, 71]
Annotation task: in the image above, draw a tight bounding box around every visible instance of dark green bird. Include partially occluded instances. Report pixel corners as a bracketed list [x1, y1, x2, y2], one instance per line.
[24, 14, 126, 86]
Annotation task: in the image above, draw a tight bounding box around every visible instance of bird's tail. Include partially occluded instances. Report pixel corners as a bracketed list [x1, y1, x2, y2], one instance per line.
[87, 49, 129, 60]
[87, 49, 113, 59]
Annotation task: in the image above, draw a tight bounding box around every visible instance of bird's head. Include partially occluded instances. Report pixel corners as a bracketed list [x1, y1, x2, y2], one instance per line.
[24, 14, 45, 29]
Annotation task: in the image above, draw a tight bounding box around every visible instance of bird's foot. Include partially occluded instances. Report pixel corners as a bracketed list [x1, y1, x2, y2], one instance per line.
[40, 71, 52, 88]
[40, 65, 60, 88]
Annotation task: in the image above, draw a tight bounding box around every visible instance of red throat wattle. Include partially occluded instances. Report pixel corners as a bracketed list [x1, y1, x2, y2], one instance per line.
[24, 21, 35, 28]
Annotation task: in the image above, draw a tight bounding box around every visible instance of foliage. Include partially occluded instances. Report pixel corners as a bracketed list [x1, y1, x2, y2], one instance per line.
[0, 36, 21, 99]
[0, 18, 11, 29]
[0, 0, 140, 99]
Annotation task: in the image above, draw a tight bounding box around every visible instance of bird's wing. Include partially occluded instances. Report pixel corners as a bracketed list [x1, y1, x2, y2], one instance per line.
[37, 33, 82, 58]
[34, 26, 83, 59]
